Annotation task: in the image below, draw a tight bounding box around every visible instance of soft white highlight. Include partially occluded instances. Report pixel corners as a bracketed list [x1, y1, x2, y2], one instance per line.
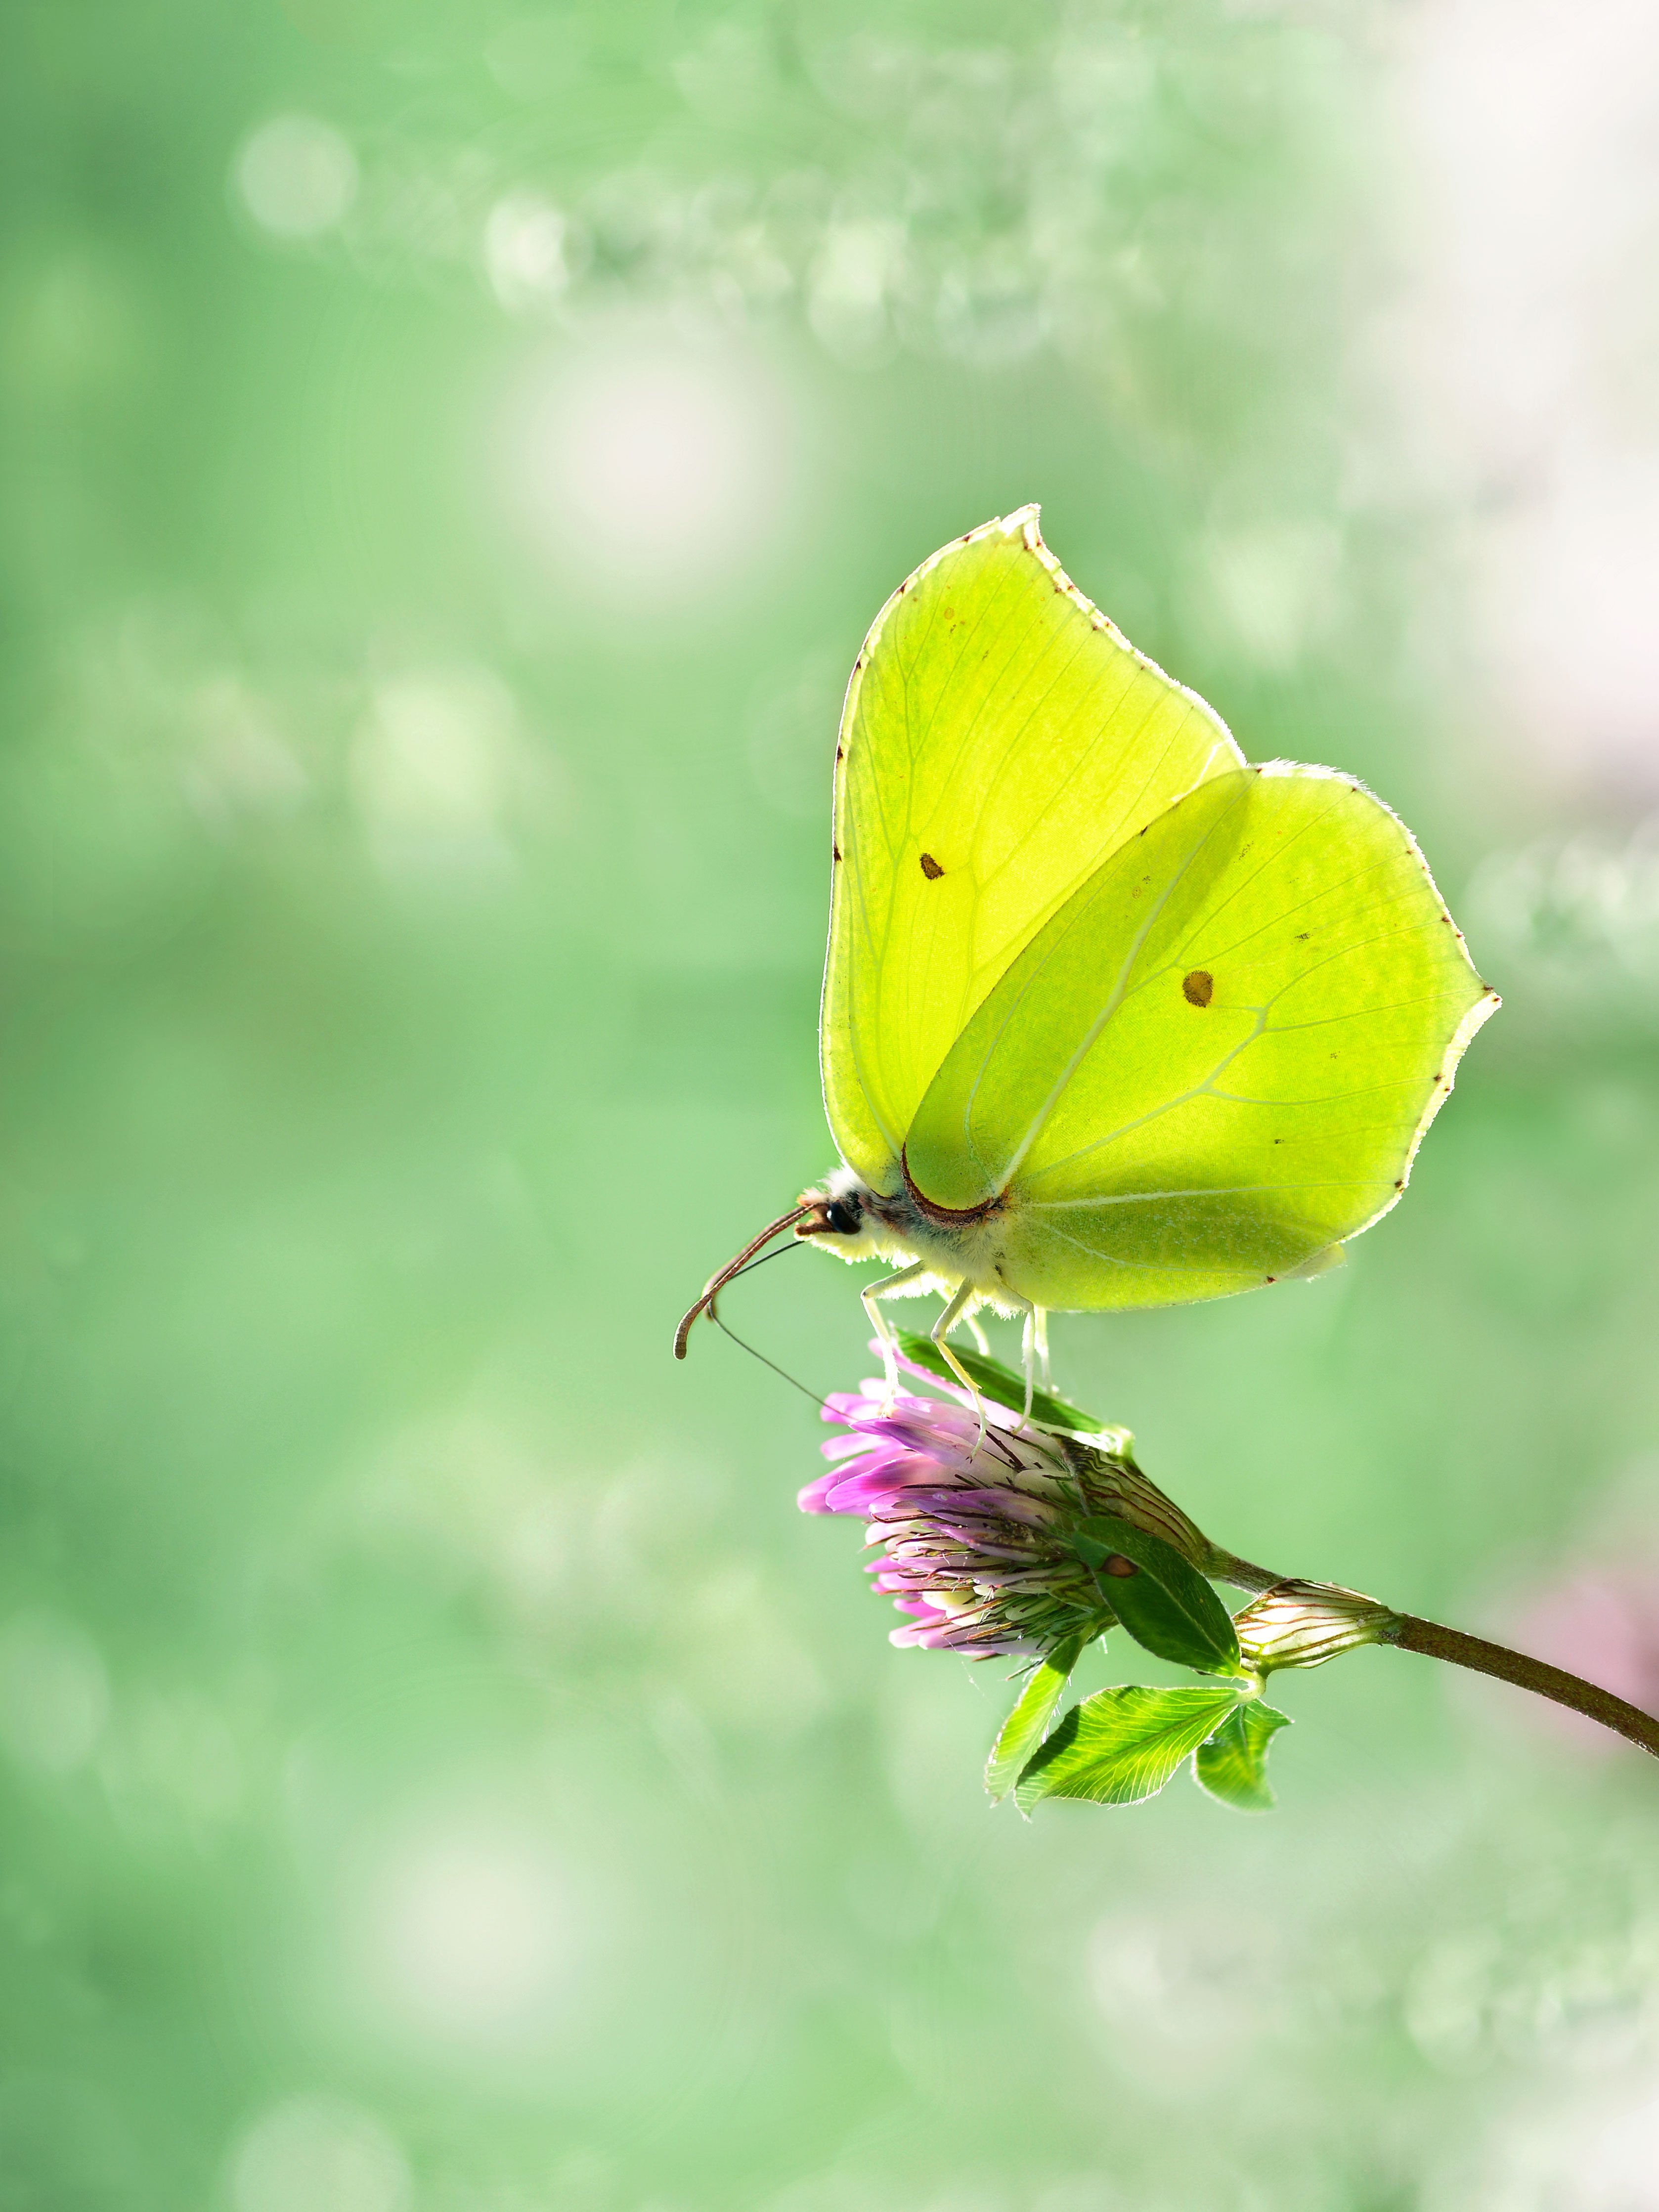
[493, 338, 794, 600]
[0, 1609, 109, 1776]
[1397, 0, 1659, 793]
[235, 116, 358, 240]
[230, 2097, 408, 2212]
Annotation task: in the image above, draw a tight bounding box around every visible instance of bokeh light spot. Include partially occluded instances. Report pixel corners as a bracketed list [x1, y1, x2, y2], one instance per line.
[235, 116, 358, 240]
[349, 663, 526, 882]
[358, 1820, 579, 2043]
[483, 193, 584, 314]
[494, 338, 797, 603]
[0, 1609, 109, 1776]
[231, 2097, 408, 2212]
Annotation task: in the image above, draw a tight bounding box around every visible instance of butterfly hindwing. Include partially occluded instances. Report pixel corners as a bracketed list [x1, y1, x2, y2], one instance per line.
[902, 765, 1496, 1310]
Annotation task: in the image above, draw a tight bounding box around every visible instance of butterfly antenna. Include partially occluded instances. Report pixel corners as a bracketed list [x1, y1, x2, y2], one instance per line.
[673, 1203, 812, 1359]
[723, 1241, 805, 1286]
[710, 1311, 830, 1412]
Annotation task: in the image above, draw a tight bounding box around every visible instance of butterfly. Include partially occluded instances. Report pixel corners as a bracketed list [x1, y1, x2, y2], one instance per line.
[676, 505, 1497, 1412]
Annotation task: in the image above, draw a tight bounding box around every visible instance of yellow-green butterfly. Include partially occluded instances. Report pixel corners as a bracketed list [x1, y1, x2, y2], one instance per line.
[676, 505, 1497, 1408]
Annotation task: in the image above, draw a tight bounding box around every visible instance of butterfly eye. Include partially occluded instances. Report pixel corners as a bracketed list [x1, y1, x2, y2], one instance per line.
[826, 1200, 861, 1234]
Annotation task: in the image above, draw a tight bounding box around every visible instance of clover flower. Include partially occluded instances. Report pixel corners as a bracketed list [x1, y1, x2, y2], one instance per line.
[799, 1373, 1114, 1660]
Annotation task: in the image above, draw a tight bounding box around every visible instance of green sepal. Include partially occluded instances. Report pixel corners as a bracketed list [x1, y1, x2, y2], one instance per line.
[985, 1634, 1088, 1803]
[1073, 1514, 1242, 1676]
[1194, 1698, 1291, 1813]
[892, 1331, 1113, 1435]
[1014, 1684, 1243, 1813]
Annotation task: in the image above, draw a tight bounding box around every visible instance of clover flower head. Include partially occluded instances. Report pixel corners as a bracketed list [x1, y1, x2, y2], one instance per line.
[799, 1367, 1111, 1661]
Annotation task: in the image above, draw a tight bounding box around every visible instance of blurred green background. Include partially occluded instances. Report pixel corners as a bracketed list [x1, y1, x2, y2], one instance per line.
[5, 2, 1659, 2208]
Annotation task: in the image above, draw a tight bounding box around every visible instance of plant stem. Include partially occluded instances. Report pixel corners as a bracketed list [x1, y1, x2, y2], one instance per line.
[1089, 1455, 1659, 1758]
[1206, 1548, 1659, 1758]
[1381, 1613, 1659, 1760]
[1207, 1552, 1281, 1596]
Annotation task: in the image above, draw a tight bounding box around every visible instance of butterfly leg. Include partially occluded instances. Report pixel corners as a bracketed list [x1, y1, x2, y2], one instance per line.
[994, 1292, 1038, 1422]
[928, 1280, 987, 1451]
[863, 1261, 927, 1405]
[1034, 1307, 1051, 1391]
[956, 1303, 990, 1356]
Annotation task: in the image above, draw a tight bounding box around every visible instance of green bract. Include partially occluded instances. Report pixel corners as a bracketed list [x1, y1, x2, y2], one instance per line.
[984, 1634, 1088, 1804]
[1195, 1700, 1292, 1813]
[891, 1328, 1115, 1435]
[1072, 1515, 1242, 1677]
[1014, 1685, 1244, 1812]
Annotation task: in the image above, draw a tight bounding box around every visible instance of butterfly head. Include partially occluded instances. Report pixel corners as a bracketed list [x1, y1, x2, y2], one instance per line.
[794, 1167, 885, 1261]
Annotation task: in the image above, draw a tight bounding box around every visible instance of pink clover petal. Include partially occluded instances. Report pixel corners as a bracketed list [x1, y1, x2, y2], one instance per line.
[856, 1381, 943, 1414]
[814, 1455, 903, 1495]
[804, 1357, 1091, 1661]
[824, 1424, 931, 1461]
[943, 1629, 1032, 1658]
[854, 1417, 950, 1458]
[972, 1489, 1061, 1528]
[881, 1346, 1029, 1427]
[820, 1432, 884, 1464]
[861, 1341, 1053, 1443]
[872, 1484, 1054, 1526]
[849, 1442, 948, 1477]
[882, 1345, 974, 1399]
[820, 1394, 876, 1427]
[816, 1438, 901, 1472]
[891, 1618, 1029, 1655]
[817, 1455, 974, 1513]
[922, 1541, 1030, 1569]
[889, 1620, 953, 1647]
[888, 1406, 980, 1444]
[819, 1475, 912, 1517]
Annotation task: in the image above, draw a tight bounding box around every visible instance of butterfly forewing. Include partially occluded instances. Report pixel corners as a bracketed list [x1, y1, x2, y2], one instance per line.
[822, 505, 1243, 1191]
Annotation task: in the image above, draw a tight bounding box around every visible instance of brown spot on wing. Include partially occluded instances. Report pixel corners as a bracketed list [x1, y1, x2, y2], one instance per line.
[919, 852, 944, 880]
[1182, 969, 1214, 1007]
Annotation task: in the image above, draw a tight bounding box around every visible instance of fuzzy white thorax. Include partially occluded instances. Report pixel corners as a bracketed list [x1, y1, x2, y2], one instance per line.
[794, 1165, 1026, 1318]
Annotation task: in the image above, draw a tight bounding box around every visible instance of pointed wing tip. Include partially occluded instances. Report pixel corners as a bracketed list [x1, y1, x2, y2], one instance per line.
[998, 502, 1042, 540]
[1457, 978, 1503, 1040]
